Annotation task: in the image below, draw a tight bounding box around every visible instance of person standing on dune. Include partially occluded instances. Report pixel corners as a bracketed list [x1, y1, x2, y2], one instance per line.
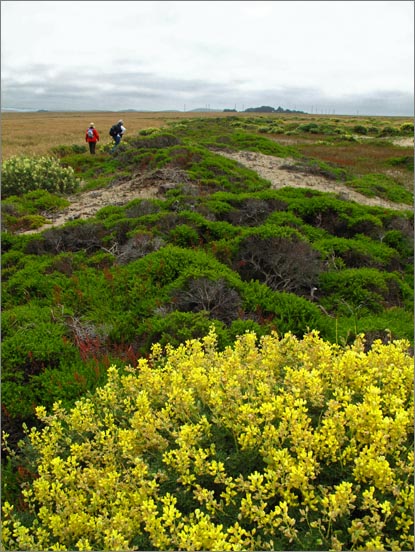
[85, 122, 100, 154]
[109, 119, 126, 152]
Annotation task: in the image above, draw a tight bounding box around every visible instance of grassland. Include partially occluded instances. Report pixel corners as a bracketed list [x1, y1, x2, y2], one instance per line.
[2, 111, 413, 160]
[2, 111, 270, 159]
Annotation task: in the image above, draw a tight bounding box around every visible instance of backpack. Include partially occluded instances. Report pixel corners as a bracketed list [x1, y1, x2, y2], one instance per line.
[109, 124, 119, 137]
[87, 128, 95, 138]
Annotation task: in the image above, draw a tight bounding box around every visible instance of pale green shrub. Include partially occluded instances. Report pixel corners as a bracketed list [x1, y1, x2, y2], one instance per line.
[1, 156, 80, 198]
[139, 127, 161, 136]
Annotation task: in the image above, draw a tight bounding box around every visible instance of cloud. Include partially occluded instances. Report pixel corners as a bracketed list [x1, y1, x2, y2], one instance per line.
[2, 64, 413, 116]
[1, 1, 413, 115]
[2, 62, 413, 116]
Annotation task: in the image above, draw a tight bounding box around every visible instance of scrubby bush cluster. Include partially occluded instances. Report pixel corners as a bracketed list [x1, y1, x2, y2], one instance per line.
[2, 330, 413, 551]
[1, 189, 70, 232]
[219, 116, 413, 143]
[1, 155, 80, 198]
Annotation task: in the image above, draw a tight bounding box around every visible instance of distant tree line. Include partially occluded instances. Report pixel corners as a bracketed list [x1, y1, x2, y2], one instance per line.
[223, 106, 306, 113]
[244, 105, 306, 114]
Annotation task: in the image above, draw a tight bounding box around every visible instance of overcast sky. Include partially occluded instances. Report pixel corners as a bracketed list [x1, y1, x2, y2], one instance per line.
[1, 0, 413, 115]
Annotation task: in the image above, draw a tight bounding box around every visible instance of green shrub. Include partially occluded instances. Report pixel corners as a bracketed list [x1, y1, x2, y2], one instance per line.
[30, 356, 108, 411]
[318, 268, 410, 315]
[268, 125, 284, 133]
[135, 311, 227, 353]
[297, 122, 320, 133]
[125, 245, 235, 290]
[347, 214, 383, 238]
[1, 304, 78, 419]
[206, 238, 238, 265]
[187, 150, 272, 194]
[3, 189, 69, 214]
[24, 220, 108, 256]
[1, 256, 67, 308]
[297, 158, 348, 181]
[125, 132, 180, 150]
[379, 126, 400, 137]
[399, 122, 414, 134]
[336, 307, 414, 347]
[257, 125, 273, 133]
[386, 156, 414, 171]
[14, 214, 48, 231]
[346, 174, 413, 204]
[228, 318, 269, 341]
[1, 156, 80, 198]
[242, 280, 330, 338]
[139, 127, 161, 136]
[265, 211, 328, 241]
[49, 144, 88, 157]
[288, 195, 389, 238]
[314, 235, 401, 270]
[367, 126, 380, 135]
[383, 229, 413, 258]
[181, 213, 242, 243]
[227, 131, 298, 157]
[168, 224, 200, 247]
[1, 249, 26, 272]
[1, 196, 50, 231]
[124, 199, 164, 219]
[94, 205, 126, 220]
[352, 125, 368, 135]
[1, 231, 21, 252]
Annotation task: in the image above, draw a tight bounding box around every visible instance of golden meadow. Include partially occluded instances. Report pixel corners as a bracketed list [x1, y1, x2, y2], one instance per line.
[2, 110, 412, 160]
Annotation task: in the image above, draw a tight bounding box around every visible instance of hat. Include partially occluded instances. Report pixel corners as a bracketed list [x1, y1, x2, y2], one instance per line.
[89, 122, 95, 127]
[118, 119, 124, 124]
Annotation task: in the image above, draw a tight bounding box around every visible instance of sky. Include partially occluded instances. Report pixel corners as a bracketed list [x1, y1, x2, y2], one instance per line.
[1, 0, 414, 115]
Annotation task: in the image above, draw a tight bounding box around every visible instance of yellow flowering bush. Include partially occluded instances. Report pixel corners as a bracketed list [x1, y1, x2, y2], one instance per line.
[2, 329, 413, 551]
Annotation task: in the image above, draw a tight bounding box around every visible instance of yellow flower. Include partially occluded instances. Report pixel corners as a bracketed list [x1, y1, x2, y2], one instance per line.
[2, 330, 413, 551]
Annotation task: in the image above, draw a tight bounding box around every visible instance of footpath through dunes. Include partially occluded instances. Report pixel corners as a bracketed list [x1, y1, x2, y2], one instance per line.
[20, 150, 413, 235]
[20, 168, 186, 235]
[216, 150, 414, 211]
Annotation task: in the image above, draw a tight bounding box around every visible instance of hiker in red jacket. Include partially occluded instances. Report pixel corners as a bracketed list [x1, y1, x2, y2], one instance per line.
[85, 123, 100, 154]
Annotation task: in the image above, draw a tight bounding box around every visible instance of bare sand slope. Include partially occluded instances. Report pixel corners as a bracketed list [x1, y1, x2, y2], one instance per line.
[218, 150, 413, 211]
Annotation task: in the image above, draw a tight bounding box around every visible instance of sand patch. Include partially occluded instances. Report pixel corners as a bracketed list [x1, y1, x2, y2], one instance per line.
[217, 150, 412, 211]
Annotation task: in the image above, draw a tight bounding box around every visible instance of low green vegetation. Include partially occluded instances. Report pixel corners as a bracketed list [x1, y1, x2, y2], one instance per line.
[1, 115, 414, 548]
[346, 173, 413, 203]
[1, 189, 70, 232]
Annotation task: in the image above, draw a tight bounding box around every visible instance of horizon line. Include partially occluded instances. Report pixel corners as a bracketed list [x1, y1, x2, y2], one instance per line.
[2, 108, 414, 117]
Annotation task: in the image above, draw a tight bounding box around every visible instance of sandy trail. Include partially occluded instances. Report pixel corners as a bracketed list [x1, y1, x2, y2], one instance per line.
[21, 151, 412, 235]
[217, 150, 413, 211]
[21, 170, 178, 234]
[37, 181, 160, 228]
[390, 137, 414, 148]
